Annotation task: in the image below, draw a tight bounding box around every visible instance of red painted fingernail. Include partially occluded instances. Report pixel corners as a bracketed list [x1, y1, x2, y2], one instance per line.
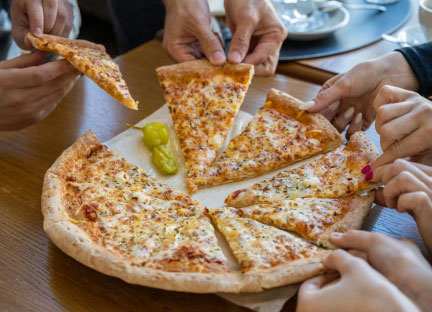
[361, 164, 371, 174]
[365, 171, 374, 181]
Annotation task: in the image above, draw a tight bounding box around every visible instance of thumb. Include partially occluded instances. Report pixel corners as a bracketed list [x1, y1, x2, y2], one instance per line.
[26, 1, 44, 37]
[307, 77, 348, 112]
[195, 26, 226, 65]
[0, 51, 46, 70]
[228, 22, 254, 64]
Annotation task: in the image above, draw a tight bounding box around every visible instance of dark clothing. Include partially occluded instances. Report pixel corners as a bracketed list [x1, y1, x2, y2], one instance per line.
[107, 0, 165, 54]
[397, 42, 432, 98]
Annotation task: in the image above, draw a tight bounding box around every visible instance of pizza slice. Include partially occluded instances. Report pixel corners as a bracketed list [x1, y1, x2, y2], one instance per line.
[156, 60, 254, 193]
[207, 206, 328, 289]
[226, 131, 380, 207]
[236, 194, 374, 249]
[42, 131, 242, 293]
[192, 89, 343, 191]
[27, 33, 138, 110]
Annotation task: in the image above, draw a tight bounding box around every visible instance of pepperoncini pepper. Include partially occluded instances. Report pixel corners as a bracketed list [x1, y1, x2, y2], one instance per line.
[127, 122, 178, 175]
[152, 145, 178, 174]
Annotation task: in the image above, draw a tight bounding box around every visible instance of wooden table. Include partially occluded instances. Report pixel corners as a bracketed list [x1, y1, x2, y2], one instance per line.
[0, 40, 423, 312]
[277, 0, 420, 84]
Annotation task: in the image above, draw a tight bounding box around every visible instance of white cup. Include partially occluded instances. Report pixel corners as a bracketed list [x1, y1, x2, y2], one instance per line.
[419, 0, 432, 41]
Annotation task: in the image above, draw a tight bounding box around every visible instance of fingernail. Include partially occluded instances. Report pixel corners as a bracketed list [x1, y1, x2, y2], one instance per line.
[365, 171, 374, 181]
[331, 232, 342, 239]
[344, 106, 355, 119]
[299, 100, 315, 110]
[328, 101, 340, 111]
[353, 112, 362, 124]
[361, 164, 371, 174]
[212, 51, 225, 64]
[34, 27, 42, 37]
[230, 50, 242, 63]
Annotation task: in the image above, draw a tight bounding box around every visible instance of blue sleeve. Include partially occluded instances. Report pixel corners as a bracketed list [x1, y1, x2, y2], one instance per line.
[396, 42, 432, 98]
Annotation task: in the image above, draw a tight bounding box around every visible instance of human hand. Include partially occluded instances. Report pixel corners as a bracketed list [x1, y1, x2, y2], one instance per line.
[370, 86, 432, 168]
[367, 159, 432, 254]
[162, 0, 226, 65]
[331, 230, 432, 312]
[0, 52, 80, 131]
[297, 249, 419, 312]
[304, 52, 419, 138]
[11, 0, 74, 49]
[225, 0, 287, 76]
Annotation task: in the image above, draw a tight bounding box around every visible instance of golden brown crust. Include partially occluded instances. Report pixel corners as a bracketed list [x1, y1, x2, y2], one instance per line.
[245, 253, 328, 289]
[27, 33, 138, 110]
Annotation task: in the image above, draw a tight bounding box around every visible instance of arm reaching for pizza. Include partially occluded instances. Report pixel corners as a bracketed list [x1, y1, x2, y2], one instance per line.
[368, 159, 432, 254]
[162, 0, 286, 76]
[11, 0, 74, 49]
[302, 52, 419, 138]
[0, 52, 80, 131]
[371, 86, 432, 168]
[297, 249, 420, 312]
[330, 230, 432, 312]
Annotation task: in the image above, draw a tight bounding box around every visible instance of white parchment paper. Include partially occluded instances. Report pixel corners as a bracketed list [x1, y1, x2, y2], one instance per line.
[104, 105, 305, 311]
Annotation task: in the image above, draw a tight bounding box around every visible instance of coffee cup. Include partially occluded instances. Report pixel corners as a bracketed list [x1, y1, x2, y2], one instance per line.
[419, 0, 432, 41]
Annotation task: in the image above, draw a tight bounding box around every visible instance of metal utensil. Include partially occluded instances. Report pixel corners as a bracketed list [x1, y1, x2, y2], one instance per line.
[318, 1, 386, 13]
[381, 34, 417, 47]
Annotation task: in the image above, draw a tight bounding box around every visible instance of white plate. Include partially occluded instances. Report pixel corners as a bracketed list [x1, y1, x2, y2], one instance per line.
[275, 2, 350, 41]
[396, 23, 428, 47]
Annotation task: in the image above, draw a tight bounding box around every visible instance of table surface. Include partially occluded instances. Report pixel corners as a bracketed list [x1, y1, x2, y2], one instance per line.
[0, 40, 423, 312]
[277, 0, 420, 84]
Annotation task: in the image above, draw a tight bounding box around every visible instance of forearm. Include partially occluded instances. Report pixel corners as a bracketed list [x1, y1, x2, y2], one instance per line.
[397, 42, 432, 98]
[395, 267, 432, 312]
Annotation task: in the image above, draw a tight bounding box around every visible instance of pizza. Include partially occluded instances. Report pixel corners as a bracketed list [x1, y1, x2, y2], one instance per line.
[191, 89, 343, 191]
[226, 131, 380, 207]
[27, 33, 138, 110]
[42, 131, 244, 293]
[156, 60, 254, 194]
[207, 206, 328, 288]
[235, 195, 374, 249]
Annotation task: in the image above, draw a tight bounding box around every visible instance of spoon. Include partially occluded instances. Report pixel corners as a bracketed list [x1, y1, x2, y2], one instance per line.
[381, 34, 417, 47]
[319, 1, 387, 13]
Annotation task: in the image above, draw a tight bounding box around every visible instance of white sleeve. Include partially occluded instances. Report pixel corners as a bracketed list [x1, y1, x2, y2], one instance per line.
[67, 0, 81, 39]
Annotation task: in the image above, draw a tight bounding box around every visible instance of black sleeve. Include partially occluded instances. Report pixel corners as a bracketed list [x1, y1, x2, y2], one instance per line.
[396, 42, 432, 98]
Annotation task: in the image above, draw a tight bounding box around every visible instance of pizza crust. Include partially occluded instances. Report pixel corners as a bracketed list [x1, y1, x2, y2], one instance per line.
[245, 254, 328, 289]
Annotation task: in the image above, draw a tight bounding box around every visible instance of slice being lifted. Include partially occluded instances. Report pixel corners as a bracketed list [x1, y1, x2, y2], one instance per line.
[156, 60, 254, 193]
[193, 89, 343, 191]
[226, 131, 380, 207]
[42, 131, 242, 293]
[236, 194, 374, 249]
[207, 206, 328, 289]
[27, 33, 138, 110]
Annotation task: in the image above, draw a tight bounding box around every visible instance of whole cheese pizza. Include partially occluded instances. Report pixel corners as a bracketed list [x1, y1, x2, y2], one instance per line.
[27, 33, 138, 110]
[226, 131, 380, 207]
[156, 60, 254, 194]
[191, 89, 343, 191]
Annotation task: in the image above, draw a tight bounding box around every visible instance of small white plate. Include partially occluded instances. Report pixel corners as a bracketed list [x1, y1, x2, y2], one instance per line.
[275, 2, 350, 41]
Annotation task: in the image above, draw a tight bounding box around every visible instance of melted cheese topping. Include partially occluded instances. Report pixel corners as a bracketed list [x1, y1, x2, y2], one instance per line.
[62, 144, 230, 273]
[226, 142, 377, 207]
[237, 198, 352, 244]
[194, 106, 332, 189]
[207, 207, 324, 272]
[157, 63, 253, 193]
